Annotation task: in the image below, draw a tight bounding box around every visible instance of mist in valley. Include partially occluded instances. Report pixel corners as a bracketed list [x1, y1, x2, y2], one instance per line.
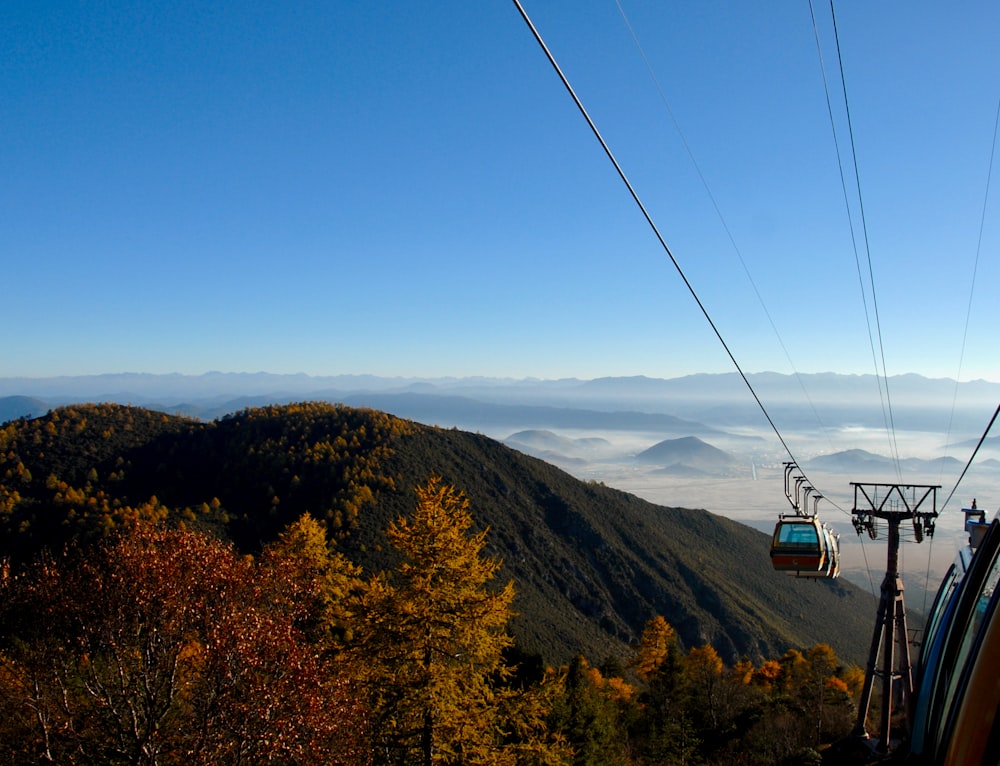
[4, 371, 997, 615]
[493, 418, 1000, 615]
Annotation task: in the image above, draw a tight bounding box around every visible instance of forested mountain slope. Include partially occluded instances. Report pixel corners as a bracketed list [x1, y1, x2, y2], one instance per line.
[0, 402, 873, 664]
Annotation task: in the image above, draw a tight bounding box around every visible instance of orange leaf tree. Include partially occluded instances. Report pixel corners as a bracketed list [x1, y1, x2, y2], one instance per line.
[0, 524, 368, 766]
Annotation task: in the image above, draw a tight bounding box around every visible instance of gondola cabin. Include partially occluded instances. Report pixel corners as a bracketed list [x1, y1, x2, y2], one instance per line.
[770, 516, 828, 574]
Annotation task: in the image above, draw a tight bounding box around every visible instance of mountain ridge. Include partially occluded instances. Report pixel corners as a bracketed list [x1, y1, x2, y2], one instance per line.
[4, 370, 996, 436]
[0, 401, 876, 666]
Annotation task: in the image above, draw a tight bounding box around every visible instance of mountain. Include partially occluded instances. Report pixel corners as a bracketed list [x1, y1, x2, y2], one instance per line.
[805, 448, 966, 475]
[4, 371, 997, 435]
[0, 396, 49, 423]
[503, 429, 611, 464]
[635, 435, 738, 475]
[0, 402, 877, 666]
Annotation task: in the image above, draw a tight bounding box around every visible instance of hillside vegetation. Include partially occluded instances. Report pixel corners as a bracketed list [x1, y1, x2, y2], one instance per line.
[0, 402, 873, 665]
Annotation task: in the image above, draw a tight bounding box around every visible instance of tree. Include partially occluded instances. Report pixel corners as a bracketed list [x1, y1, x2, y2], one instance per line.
[633, 616, 677, 681]
[0, 524, 368, 765]
[351, 477, 519, 765]
[261, 511, 365, 648]
[549, 656, 632, 766]
[629, 616, 700, 765]
[686, 645, 725, 731]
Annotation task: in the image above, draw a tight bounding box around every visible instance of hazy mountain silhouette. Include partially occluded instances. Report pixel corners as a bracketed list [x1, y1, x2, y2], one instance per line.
[635, 436, 738, 474]
[4, 371, 996, 434]
[0, 396, 49, 423]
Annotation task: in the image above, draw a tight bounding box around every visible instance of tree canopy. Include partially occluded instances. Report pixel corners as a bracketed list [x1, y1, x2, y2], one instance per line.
[351, 477, 567, 765]
[0, 523, 368, 765]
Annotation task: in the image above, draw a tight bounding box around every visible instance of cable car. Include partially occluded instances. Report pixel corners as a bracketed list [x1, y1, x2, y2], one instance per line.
[770, 516, 835, 575]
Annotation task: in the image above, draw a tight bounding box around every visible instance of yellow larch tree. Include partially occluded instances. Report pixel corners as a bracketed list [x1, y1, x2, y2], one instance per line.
[351, 477, 521, 766]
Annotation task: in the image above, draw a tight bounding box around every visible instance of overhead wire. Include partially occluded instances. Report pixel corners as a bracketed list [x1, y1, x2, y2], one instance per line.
[513, 2, 989, 604]
[807, 0, 958, 598]
[611, 0, 842, 466]
[916, 399, 1000, 613]
[605, 1, 995, 608]
[511, 0, 891, 614]
[926, 98, 1000, 612]
[510, 0, 807, 473]
[940, 402, 1000, 513]
[511, 0, 874, 529]
[612, 0, 875, 593]
[803, 0, 909, 592]
[830, 1, 903, 480]
[811, 0, 902, 482]
[939, 96, 1000, 487]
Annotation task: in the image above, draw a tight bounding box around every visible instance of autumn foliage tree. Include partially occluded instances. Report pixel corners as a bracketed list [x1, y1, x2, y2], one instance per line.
[622, 616, 865, 765]
[548, 655, 635, 766]
[261, 511, 365, 650]
[0, 524, 368, 765]
[350, 477, 566, 765]
[0, 391, 873, 766]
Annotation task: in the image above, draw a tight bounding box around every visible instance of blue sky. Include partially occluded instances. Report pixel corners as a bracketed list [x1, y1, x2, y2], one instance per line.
[3, 1, 998, 382]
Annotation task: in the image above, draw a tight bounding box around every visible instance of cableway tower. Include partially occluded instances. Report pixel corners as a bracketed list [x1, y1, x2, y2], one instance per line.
[849, 482, 939, 755]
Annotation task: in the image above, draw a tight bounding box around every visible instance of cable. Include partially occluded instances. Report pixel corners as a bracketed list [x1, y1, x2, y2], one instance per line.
[514, 0, 865, 536]
[940, 97, 1000, 486]
[613, 0, 840, 461]
[511, 0, 803, 470]
[813, 0, 902, 480]
[940, 401, 1000, 512]
[829, 0, 902, 479]
[962, 97, 1000, 375]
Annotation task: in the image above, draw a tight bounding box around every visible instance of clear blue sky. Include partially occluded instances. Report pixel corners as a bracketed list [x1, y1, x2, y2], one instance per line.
[3, 2, 998, 381]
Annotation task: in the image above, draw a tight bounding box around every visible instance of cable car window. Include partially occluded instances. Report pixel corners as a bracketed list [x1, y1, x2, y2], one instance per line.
[948, 553, 1000, 695]
[942, 586, 1000, 766]
[777, 523, 818, 546]
[936, 541, 1000, 754]
[912, 553, 976, 756]
[919, 562, 958, 672]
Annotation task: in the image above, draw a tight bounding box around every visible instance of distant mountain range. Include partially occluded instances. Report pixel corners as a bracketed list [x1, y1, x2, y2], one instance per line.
[2, 370, 997, 424]
[3, 371, 998, 469]
[804, 448, 1000, 475]
[0, 372, 1000, 414]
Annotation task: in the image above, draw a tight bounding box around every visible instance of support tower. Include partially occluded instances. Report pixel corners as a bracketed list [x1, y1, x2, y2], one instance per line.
[850, 483, 938, 753]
